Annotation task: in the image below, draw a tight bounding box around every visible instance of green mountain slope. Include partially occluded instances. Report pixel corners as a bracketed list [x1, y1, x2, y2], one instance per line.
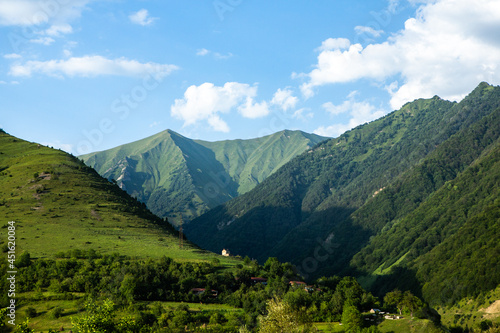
[185, 82, 500, 305]
[81, 129, 328, 223]
[355, 128, 500, 305]
[0, 130, 231, 263]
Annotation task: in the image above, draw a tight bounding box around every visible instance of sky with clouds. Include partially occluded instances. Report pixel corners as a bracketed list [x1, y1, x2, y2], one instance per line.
[1, 0, 499, 154]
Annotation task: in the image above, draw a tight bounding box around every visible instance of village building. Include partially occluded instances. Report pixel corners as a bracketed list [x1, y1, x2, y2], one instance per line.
[289, 281, 307, 287]
[251, 277, 268, 285]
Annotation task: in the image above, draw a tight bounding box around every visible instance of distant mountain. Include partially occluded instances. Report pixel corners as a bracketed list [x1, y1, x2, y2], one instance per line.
[0, 130, 224, 262]
[81, 129, 328, 224]
[185, 82, 500, 306]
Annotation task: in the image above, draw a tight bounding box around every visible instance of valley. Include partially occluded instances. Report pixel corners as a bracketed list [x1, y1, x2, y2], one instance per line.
[0, 83, 499, 332]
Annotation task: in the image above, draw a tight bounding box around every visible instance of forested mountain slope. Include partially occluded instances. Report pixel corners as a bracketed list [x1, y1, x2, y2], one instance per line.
[81, 129, 327, 224]
[185, 82, 500, 305]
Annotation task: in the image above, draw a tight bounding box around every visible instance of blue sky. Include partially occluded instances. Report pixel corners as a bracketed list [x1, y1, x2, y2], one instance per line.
[1, 0, 499, 155]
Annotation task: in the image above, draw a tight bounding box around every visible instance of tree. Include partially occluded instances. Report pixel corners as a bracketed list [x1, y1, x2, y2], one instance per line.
[259, 297, 312, 333]
[16, 252, 31, 268]
[402, 291, 423, 318]
[341, 304, 363, 331]
[384, 289, 404, 315]
[71, 299, 116, 333]
[119, 274, 137, 304]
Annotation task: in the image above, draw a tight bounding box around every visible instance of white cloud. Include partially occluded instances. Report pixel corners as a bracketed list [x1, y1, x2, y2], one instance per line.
[354, 26, 384, 38]
[30, 36, 55, 45]
[9, 55, 178, 78]
[301, 0, 500, 109]
[45, 23, 73, 36]
[388, 0, 401, 14]
[196, 48, 233, 60]
[0, 0, 51, 25]
[213, 52, 233, 60]
[129, 9, 157, 26]
[196, 48, 210, 56]
[314, 94, 386, 138]
[171, 82, 268, 132]
[271, 88, 298, 111]
[63, 41, 78, 57]
[4, 53, 22, 59]
[322, 101, 348, 116]
[238, 98, 270, 119]
[0, 80, 20, 85]
[315, 38, 351, 52]
[0, 0, 91, 26]
[207, 115, 230, 132]
[322, 91, 360, 115]
[292, 108, 314, 120]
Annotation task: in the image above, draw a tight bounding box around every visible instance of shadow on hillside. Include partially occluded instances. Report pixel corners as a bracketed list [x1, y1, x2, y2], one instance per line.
[185, 202, 423, 297]
[366, 266, 423, 300]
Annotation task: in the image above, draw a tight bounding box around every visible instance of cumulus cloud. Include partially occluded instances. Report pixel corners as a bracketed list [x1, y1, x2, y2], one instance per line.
[129, 9, 157, 26]
[0, 0, 91, 26]
[301, 0, 500, 109]
[238, 98, 270, 119]
[314, 93, 386, 138]
[315, 38, 351, 52]
[9, 55, 178, 78]
[171, 82, 269, 132]
[271, 88, 298, 111]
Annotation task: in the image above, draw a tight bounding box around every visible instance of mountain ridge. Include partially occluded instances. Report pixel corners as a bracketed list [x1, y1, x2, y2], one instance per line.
[0, 129, 232, 263]
[81, 129, 329, 224]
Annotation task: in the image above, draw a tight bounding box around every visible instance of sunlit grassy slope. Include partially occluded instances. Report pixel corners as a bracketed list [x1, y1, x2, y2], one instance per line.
[0, 130, 237, 264]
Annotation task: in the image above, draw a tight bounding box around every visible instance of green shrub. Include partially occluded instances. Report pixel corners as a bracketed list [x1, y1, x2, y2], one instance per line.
[24, 307, 37, 318]
[49, 307, 64, 319]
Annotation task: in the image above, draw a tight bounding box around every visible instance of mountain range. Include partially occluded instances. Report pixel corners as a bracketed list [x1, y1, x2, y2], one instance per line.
[184, 82, 500, 306]
[4, 82, 498, 312]
[81, 129, 328, 224]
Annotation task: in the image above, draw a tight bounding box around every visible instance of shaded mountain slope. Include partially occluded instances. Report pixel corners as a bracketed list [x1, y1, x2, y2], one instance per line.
[185, 82, 500, 300]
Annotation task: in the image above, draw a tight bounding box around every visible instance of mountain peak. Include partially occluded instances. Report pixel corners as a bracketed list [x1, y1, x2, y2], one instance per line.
[82, 129, 329, 224]
[467, 81, 497, 98]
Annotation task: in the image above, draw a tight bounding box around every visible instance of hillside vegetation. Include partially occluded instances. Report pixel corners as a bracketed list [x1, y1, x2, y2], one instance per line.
[0, 130, 232, 263]
[185, 82, 500, 308]
[81, 129, 328, 224]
